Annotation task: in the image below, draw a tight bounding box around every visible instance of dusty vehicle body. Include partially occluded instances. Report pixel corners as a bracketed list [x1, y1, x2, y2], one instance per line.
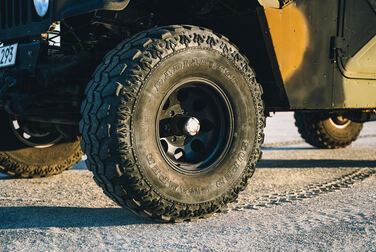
[0, 0, 375, 221]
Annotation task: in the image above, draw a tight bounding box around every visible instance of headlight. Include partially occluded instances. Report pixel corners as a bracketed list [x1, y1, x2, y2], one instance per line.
[33, 0, 49, 17]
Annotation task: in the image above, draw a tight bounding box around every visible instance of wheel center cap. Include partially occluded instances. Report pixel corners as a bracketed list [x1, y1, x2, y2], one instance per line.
[184, 117, 200, 136]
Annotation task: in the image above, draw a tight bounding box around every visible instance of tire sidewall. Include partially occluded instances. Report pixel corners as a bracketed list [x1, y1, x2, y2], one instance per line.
[132, 48, 258, 204]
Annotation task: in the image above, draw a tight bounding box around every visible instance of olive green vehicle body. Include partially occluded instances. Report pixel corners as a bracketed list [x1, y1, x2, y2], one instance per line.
[258, 0, 376, 111]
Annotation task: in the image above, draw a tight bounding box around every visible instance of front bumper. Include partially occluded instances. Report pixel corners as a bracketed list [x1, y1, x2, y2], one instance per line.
[0, 41, 40, 76]
[0, 41, 40, 97]
[10, 42, 40, 73]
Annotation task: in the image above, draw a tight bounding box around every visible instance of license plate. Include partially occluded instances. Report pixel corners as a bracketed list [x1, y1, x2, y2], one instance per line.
[0, 43, 18, 69]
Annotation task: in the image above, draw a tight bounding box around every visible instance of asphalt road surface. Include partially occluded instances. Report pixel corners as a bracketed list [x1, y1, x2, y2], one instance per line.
[1, 112, 375, 251]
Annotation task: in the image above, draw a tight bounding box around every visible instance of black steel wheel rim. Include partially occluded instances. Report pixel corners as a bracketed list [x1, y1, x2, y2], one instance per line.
[9, 116, 63, 148]
[156, 78, 234, 173]
[329, 114, 351, 128]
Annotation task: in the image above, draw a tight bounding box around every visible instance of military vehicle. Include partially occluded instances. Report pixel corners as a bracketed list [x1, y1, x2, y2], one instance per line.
[0, 0, 375, 221]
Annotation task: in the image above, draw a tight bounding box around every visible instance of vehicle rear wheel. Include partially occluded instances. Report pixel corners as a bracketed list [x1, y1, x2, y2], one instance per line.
[0, 111, 82, 177]
[80, 25, 265, 222]
[294, 111, 363, 149]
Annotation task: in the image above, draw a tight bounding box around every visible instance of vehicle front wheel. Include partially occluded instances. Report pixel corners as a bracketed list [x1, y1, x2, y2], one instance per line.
[294, 111, 363, 149]
[0, 111, 82, 177]
[80, 25, 265, 222]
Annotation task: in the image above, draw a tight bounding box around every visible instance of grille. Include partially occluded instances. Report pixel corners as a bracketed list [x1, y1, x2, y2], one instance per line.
[0, 0, 52, 41]
[0, 0, 30, 29]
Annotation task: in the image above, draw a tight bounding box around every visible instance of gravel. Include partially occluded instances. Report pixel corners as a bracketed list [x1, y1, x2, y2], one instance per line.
[1, 112, 375, 251]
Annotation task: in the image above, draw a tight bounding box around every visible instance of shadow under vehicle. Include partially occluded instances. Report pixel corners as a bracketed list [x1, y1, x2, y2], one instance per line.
[0, 0, 375, 221]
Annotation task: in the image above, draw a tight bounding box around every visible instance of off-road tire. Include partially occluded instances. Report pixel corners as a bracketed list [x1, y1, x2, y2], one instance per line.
[0, 111, 82, 178]
[294, 111, 363, 149]
[80, 25, 265, 222]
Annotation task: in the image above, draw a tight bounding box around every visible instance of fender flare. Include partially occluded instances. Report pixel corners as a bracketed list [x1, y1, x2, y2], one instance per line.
[53, 0, 131, 20]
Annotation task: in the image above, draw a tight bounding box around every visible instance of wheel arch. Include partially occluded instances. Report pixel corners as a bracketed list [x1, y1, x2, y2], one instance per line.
[53, 0, 130, 19]
[63, 0, 291, 111]
[133, 1, 291, 111]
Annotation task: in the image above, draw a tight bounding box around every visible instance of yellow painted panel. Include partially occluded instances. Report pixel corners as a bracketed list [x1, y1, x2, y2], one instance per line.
[264, 5, 309, 81]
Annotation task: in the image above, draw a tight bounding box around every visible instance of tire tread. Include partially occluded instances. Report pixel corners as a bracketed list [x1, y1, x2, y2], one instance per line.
[294, 112, 362, 149]
[80, 25, 265, 222]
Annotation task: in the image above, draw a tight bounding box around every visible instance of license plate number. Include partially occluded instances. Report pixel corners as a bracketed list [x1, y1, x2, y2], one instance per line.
[0, 43, 18, 68]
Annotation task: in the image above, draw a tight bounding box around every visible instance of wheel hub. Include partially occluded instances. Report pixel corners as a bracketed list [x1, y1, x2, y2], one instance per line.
[157, 78, 233, 173]
[329, 115, 351, 129]
[184, 117, 200, 136]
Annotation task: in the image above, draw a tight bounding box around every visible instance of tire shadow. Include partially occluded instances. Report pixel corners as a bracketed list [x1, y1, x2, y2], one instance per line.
[257, 159, 376, 168]
[262, 147, 315, 151]
[0, 174, 11, 180]
[0, 207, 156, 229]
